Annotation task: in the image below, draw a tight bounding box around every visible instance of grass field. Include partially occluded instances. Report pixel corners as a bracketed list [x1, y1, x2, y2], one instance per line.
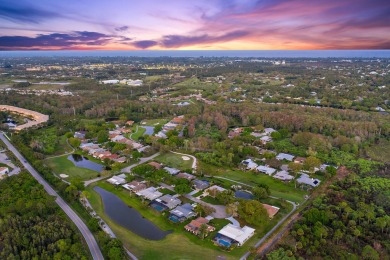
[154, 152, 193, 171]
[45, 155, 100, 181]
[140, 118, 169, 126]
[87, 182, 244, 260]
[130, 125, 146, 141]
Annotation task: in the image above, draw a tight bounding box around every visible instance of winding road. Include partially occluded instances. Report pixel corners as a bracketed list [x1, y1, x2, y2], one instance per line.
[0, 132, 104, 260]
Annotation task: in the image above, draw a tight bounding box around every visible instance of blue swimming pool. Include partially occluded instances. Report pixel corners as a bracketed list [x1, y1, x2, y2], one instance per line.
[169, 215, 180, 223]
[151, 203, 165, 212]
[218, 239, 231, 247]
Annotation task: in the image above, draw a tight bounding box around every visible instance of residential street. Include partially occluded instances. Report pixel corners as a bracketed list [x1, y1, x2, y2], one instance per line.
[0, 132, 104, 260]
[121, 152, 160, 173]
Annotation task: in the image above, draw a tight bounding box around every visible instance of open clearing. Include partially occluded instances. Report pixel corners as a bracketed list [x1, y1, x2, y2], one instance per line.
[154, 152, 193, 170]
[45, 155, 99, 181]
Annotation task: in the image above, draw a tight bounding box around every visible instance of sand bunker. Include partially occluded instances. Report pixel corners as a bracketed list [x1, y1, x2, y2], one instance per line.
[182, 156, 190, 161]
[60, 174, 69, 178]
[142, 122, 146, 125]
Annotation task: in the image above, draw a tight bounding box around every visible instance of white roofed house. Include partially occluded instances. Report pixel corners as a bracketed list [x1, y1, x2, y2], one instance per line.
[241, 159, 258, 170]
[276, 153, 295, 161]
[106, 176, 126, 185]
[136, 187, 163, 201]
[260, 135, 272, 144]
[273, 170, 294, 181]
[264, 128, 276, 135]
[0, 167, 9, 178]
[256, 165, 276, 176]
[214, 224, 255, 247]
[164, 167, 181, 175]
[297, 173, 321, 187]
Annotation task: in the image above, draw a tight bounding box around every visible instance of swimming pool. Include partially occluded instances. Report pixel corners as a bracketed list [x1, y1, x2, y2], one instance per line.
[218, 239, 231, 247]
[150, 203, 166, 212]
[169, 215, 180, 223]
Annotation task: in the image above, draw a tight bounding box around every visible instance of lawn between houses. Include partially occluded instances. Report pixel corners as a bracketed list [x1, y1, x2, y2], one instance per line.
[45, 155, 100, 181]
[87, 181, 263, 260]
[199, 162, 308, 203]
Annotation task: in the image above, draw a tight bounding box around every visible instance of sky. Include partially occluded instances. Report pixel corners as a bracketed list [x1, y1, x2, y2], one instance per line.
[0, 0, 389, 50]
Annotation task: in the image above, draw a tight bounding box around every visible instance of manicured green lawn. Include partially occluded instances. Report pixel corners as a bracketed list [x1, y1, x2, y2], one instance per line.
[131, 125, 146, 141]
[140, 118, 169, 127]
[45, 155, 100, 181]
[87, 182, 243, 260]
[154, 152, 193, 171]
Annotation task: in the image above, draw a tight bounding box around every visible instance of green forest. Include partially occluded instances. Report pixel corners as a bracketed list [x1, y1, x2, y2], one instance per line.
[0, 172, 88, 259]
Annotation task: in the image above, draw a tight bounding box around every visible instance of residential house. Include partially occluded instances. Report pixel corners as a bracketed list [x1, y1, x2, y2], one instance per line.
[260, 136, 272, 144]
[276, 153, 295, 161]
[176, 172, 196, 181]
[264, 128, 276, 135]
[107, 176, 126, 185]
[273, 171, 294, 181]
[241, 159, 258, 170]
[150, 194, 181, 211]
[136, 187, 163, 200]
[123, 181, 146, 192]
[74, 131, 86, 139]
[193, 180, 210, 190]
[185, 217, 215, 236]
[214, 224, 255, 247]
[126, 120, 135, 126]
[256, 165, 276, 175]
[294, 157, 306, 164]
[164, 167, 180, 175]
[169, 203, 196, 222]
[262, 204, 280, 218]
[114, 157, 127, 163]
[0, 167, 9, 175]
[205, 185, 226, 197]
[148, 161, 162, 170]
[297, 173, 321, 187]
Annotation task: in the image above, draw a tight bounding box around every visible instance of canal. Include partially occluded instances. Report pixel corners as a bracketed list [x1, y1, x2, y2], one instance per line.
[94, 186, 172, 240]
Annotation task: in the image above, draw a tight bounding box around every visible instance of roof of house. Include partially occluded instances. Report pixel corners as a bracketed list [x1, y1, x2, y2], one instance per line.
[136, 187, 163, 200]
[273, 170, 294, 181]
[262, 203, 280, 218]
[176, 172, 196, 180]
[154, 194, 181, 209]
[164, 167, 181, 175]
[193, 179, 210, 190]
[206, 185, 226, 193]
[107, 176, 126, 185]
[170, 203, 195, 218]
[256, 165, 276, 175]
[276, 153, 295, 161]
[0, 167, 9, 174]
[297, 173, 320, 187]
[148, 161, 162, 169]
[294, 157, 306, 163]
[185, 217, 215, 233]
[217, 224, 255, 246]
[123, 180, 147, 191]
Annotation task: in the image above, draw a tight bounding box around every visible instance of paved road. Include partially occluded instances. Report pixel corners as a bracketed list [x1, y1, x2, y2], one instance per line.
[121, 152, 160, 173]
[0, 133, 104, 260]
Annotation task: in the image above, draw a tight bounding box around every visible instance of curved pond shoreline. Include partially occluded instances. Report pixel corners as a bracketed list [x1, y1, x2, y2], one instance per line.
[68, 154, 104, 172]
[94, 186, 172, 240]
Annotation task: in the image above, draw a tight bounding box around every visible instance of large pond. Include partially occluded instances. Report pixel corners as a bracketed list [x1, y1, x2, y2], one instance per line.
[67, 154, 104, 172]
[141, 126, 154, 136]
[94, 186, 171, 240]
[235, 190, 254, 200]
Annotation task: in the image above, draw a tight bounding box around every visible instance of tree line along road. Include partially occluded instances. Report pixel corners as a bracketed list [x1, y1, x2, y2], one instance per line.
[0, 132, 104, 260]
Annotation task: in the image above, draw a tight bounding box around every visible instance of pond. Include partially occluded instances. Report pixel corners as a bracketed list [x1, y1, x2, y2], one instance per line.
[94, 186, 172, 240]
[67, 154, 104, 172]
[141, 126, 154, 136]
[235, 190, 254, 200]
